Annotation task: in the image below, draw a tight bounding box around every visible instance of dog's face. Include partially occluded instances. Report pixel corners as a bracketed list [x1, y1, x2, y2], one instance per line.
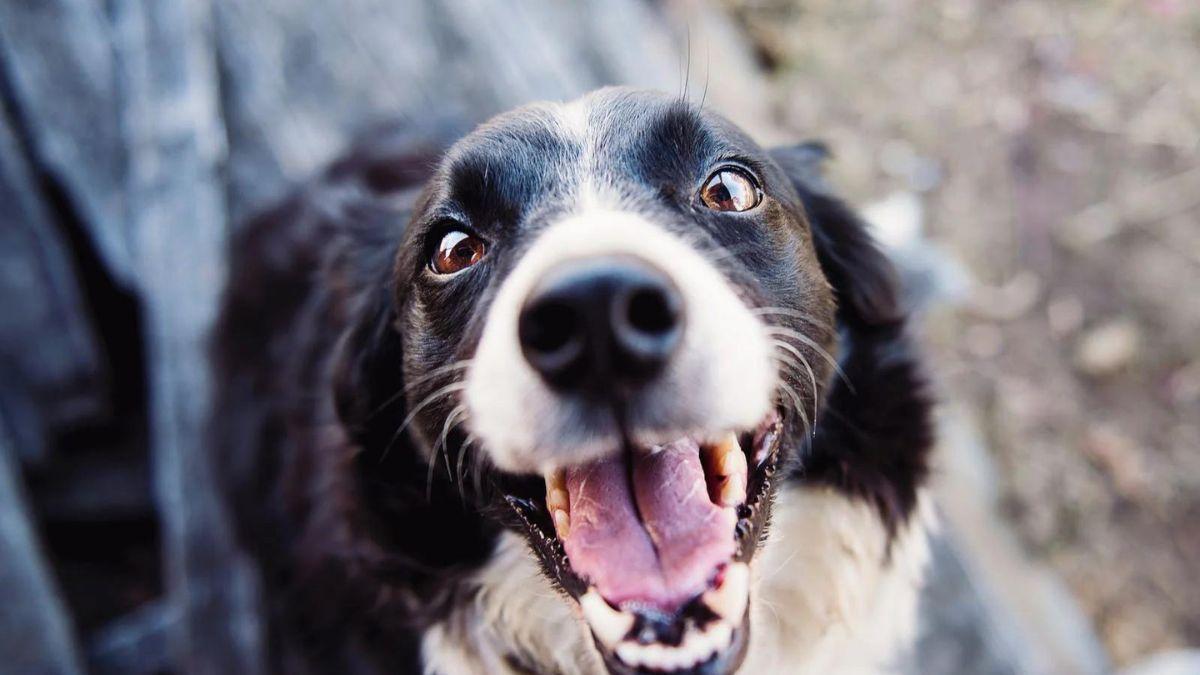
[394, 88, 837, 674]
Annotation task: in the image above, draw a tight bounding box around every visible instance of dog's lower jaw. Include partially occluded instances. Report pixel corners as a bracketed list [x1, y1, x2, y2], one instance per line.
[420, 486, 934, 675]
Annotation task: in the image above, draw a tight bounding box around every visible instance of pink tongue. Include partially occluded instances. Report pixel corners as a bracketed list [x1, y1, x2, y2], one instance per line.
[562, 439, 737, 611]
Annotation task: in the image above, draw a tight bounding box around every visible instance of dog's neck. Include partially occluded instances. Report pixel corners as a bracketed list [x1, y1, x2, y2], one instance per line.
[421, 485, 934, 675]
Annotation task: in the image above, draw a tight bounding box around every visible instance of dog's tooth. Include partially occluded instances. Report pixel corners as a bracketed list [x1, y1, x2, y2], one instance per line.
[717, 474, 746, 506]
[546, 487, 569, 514]
[703, 562, 750, 621]
[545, 470, 570, 530]
[552, 509, 571, 538]
[719, 451, 747, 484]
[676, 628, 709, 668]
[640, 643, 667, 669]
[689, 628, 714, 659]
[580, 590, 633, 648]
[615, 642, 641, 667]
[663, 648, 687, 671]
[707, 620, 734, 651]
[682, 623, 721, 666]
[714, 433, 746, 477]
[614, 619, 736, 671]
[660, 643, 689, 671]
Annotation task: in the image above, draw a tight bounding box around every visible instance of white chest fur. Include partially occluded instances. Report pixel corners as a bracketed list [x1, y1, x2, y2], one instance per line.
[421, 487, 934, 675]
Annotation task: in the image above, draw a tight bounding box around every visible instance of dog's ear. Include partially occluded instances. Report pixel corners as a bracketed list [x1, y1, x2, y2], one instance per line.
[769, 142, 901, 330]
[770, 143, 931, 539]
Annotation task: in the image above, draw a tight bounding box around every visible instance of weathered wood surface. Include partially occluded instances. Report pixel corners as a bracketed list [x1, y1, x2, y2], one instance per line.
[87, 601, 177, 675]
[0, 0, 134, 287]
[0, 0, 1081, 673]
[0, 419, 84, 675]
[0, 93, 104, 467]
[115, 0, 267, 671]
[213, 0, 693, 220]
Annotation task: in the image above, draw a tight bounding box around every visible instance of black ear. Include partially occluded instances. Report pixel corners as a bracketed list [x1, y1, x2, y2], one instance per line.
[769, 142, 933, 541]
[769, 142, 901, 331]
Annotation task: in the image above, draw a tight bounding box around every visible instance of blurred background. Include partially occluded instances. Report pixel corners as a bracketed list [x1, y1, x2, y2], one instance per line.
[0, 1, 1196, 674]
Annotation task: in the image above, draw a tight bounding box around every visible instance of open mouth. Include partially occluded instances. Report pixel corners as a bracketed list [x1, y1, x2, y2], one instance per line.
[505, 411, 784, 674]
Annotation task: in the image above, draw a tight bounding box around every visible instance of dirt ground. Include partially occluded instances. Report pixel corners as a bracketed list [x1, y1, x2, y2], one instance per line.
[720, 0, 1200, 666]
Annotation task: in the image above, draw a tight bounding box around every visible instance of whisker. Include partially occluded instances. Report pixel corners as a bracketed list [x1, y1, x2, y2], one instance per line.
[366, 360, 472, 421]
[382, 380, 467, 462]
[762, 549, 800, 585]
[456, 432, 479, 502]
[407, 360, 473, 393]
[763, 326, 854, 393]
[425, 447, 438, 502]
[771, 340, 820, 428]
[775, 379, 811, 437]
[436, 405, 466, 474]
[770, 340, 821, 430]
[683, 22, 692, 102]
[427, 404, 467, 502]
[759, 594, 783, 624]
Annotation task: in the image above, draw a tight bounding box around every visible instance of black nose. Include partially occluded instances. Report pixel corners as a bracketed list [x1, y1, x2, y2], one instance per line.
[518, 256, 684, 392]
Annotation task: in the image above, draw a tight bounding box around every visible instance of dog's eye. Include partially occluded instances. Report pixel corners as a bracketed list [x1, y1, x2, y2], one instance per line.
[699, 168, 762, 212]
[431, 230, 487, 275]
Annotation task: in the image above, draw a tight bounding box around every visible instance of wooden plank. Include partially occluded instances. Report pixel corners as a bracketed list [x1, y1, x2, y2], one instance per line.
[112, 0, 265, 672]
[0, 89, 104, 466]
[86, 601, 177, 675]
[212, 0, 686, 221]
[0, 418, 84, 675]
[0, 0, 134, 287]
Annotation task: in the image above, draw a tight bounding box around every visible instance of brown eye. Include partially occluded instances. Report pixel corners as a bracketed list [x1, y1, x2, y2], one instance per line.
[431, 230, 486, 275]
[699, 168, 762, 212]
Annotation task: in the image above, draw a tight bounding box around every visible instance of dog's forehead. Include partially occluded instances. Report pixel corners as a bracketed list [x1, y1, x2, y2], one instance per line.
[440, 88, 752, 201]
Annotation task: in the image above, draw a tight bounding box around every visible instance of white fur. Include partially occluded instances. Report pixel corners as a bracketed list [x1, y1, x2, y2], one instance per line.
[421, 533, 600, 675]
[422, 487, 934, 674]
[553, 94, 614, 211]
[464, 210, 775, 475]
[741, 488, 933, 674]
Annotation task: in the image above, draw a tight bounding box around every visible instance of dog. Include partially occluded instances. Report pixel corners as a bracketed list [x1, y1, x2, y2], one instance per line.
[213, 87, 934, 675]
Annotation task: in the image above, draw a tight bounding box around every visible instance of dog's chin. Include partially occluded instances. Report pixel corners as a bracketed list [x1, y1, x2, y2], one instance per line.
[500, 409, 785, 675]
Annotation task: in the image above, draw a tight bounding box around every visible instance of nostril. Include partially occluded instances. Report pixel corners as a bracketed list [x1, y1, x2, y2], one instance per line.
[625, 285, 678, 337]
[519, 299, 586, 384]
[522, 300, 577, 355]
[611, 277, 683, 378]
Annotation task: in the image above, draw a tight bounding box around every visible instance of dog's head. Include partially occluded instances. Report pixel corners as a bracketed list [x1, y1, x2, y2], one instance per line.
[352, 88, 898, 674]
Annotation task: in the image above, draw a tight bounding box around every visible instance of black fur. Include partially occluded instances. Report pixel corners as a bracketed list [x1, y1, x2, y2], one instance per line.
[772, 143, 933, 537]
[212, 93, 931, 673]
